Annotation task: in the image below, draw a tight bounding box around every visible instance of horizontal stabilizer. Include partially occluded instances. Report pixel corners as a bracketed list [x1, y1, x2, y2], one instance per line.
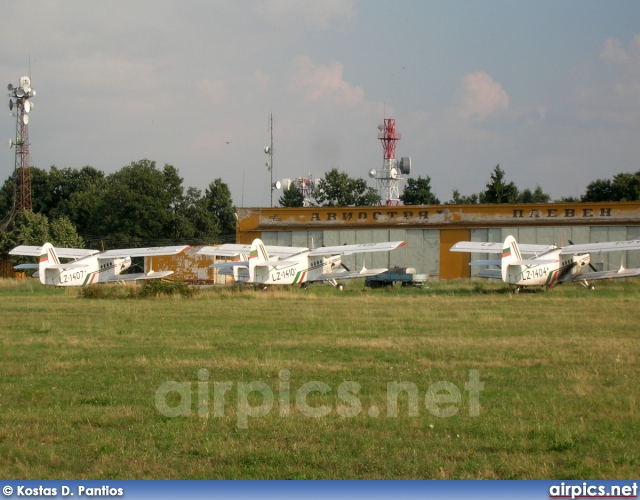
[13, 263, 39, 270]
[469, 259, 501, 267]
[477, 269, 503, 279]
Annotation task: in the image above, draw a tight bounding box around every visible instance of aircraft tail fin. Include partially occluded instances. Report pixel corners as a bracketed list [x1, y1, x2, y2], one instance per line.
[248, 238, 269, 282]
[501, 235, 523, 282]
[38, 242, 60, 285]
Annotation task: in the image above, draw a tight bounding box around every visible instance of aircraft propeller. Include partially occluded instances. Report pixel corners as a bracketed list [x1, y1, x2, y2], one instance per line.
[569, 239, 599, 273]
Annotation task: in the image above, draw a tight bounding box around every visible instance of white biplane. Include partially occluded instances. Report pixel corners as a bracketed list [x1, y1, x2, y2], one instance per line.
[197, 238, 406, 290]
[450, 235, 640, 291]
[10, 242, 190, 287]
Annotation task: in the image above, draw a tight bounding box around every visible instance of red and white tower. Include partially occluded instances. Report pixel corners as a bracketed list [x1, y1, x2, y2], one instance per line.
[369, 118, 411, 205]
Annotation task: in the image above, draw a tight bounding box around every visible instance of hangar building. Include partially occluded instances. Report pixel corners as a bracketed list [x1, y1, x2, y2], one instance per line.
[234, 202, 640, 280]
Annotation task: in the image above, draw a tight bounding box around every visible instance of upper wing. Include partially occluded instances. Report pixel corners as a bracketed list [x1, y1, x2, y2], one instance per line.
[198, 244, 308, 258]
[450, 241, 554, 255]
[99, 245, 190, 258]
[308, 241, 406, 257]
[559, 240, 640, 255]
[9, 245, 99, 259]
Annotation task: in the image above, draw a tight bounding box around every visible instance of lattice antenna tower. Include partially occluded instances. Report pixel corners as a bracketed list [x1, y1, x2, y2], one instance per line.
[368, 118, 411, 205]
[7, 76, 35, 212]
[279, 174, 320, 207]
[264, 113, 275, 207]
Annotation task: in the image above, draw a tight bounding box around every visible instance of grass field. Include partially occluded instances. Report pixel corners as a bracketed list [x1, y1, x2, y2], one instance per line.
[0, 278, 638, 479]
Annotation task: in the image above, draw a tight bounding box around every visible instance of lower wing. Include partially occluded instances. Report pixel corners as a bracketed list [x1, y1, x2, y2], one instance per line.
[317, 267, 389, 280]
[563, 268, 640, 282]
[106, 271, 174, 282]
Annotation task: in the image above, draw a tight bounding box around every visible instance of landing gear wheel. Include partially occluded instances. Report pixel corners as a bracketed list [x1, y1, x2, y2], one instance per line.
[301, 282, 309, 289]
[590, 285, 595, 291]
[336, 284, 344, 291]
[513, 287, 520, 294]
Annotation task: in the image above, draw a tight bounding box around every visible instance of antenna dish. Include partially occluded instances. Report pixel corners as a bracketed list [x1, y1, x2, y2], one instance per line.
[273, 180, 281, 190]
[264, 146, 271, 154]
[15, 88, 24, 98]
[399, 157, 411, 175]
[23, 100, 30, 113]
[8, 139, 13, 148]
[369, 168, 377, 178]
[377, 123, 384, 131]
[7, 83, 13, 91]
[281, 178, 291, 192]
[9, 100, 13, 111]
[23, 114, 29, 125]
[27, 100, 33, 111]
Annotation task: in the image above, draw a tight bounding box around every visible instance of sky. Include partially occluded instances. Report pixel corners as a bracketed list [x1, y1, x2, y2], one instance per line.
[2, 0, 640, 207]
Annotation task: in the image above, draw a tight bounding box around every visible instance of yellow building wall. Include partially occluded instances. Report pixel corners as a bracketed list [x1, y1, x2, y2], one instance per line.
[439, 229, 471, 280]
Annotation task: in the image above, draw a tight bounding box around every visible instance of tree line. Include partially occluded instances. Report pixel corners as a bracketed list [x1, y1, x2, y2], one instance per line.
[1, 160, 638, 252]
[280, 165, 640, 207]
[0, 159, 236, 252]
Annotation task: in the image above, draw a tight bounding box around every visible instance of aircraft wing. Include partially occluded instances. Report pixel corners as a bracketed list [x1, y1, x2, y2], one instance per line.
[209, 261, 249, 269]
[106, 270, 175, 282]
[450, 241, 554, 255]
[308, 241, 406, 256]
[9, 245, 99, 259]
[469, 259, 501, 267]
[198, 244, 307, 258]
[477, 269, 503, 279]
[13, 263, 39, 270]
[318, 267, 390, 280]
[99, 245, 190, 258]
[559, 240, 640, 255]
[563, 268, 640, 282]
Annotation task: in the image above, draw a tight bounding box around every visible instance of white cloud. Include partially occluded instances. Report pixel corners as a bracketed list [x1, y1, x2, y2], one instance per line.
[570, 34, 640, 126]
[454, 72, 509, 122]
[600, 37, 629, 65]
[287, 56, 365, 107]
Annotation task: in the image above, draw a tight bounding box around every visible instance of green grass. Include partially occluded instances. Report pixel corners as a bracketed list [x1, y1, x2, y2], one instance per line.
[0, 278, 638, 479]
